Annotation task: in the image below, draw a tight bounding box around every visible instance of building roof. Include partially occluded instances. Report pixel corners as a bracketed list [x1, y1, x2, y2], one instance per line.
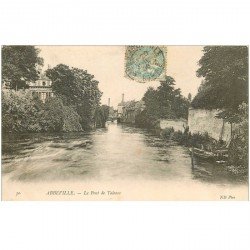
[38, 72, 51, 81]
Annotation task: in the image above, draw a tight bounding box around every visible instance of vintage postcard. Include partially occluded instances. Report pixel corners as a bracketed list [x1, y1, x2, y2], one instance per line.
[1, 45, 248, 201]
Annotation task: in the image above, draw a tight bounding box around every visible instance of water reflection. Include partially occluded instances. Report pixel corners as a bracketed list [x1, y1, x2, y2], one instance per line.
[2, 123, 246, 185]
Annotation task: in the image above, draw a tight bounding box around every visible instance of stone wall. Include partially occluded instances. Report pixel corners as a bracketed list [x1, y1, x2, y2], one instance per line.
[188, 108, 232, 142]
[160, 119, 187, 132]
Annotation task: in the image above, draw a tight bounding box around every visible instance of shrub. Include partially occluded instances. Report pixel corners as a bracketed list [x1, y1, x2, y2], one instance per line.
[161, 127, 174, 139]
[94, 105, 109, 128]
[172, 130, 186, 144]
[228, 103, 248, 173]
[168, 127, 191, 146]
[2, 90, 44, 133]
[135, 110, 155, 128]
[162, 126, 222, 151]
[2, 90, 83, 133]
[35, 97, 83, 132]
[62, 105, 83, 132]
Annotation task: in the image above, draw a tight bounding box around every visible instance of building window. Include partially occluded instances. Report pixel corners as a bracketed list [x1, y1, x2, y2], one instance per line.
[43, 81, 46, 86]
[41, 92, 46, 102]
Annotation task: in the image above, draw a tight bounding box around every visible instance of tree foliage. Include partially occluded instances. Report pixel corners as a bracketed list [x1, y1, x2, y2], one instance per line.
[2, 91, 82, 133]
[46, 64, 102, 129]
[228, 103, 248, 173]
[192, 46, 248, 112]
[2, 46, 44, 90]
[137, 76, 189, 127]
[191, 47, 248, 174]
[157, 77, 189, 119]
[40, 97, 82, 132]
[2, 90, 44, 132]
[95, 105, 110, 128]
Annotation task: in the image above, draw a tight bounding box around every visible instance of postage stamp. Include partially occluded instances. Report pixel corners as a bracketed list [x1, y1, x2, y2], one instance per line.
[125, 46, 166, 82]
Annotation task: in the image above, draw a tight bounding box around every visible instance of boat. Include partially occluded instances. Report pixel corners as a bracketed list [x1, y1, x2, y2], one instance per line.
[189, 147, 228, 162]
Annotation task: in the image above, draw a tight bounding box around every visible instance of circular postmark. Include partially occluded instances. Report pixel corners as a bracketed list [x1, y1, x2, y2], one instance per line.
[125, 46, 165, 82]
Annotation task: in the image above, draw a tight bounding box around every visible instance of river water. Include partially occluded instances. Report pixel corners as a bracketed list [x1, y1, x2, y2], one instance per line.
[2, 123, 248, 200]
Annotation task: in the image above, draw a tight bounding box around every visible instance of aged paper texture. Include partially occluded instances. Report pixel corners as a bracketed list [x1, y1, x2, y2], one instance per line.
[1, 46, 248, 200]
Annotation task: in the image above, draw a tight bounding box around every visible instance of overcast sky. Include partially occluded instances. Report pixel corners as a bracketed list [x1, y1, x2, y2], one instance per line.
[38, 46, 204, 108]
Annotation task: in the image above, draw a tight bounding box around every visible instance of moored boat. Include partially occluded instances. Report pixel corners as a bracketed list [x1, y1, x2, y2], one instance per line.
[189, 147, 228, 163]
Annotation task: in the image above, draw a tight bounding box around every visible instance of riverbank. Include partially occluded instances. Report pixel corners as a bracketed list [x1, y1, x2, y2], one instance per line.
[2, 123, 248, 201]
[159, 126, 248, 179]
[2, 89, 109, 133]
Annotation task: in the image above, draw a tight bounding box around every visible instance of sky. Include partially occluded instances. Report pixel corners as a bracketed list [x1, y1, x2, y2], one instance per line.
[38, 46, 204, 108]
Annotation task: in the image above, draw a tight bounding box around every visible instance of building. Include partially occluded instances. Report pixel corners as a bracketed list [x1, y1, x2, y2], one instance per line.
[117, 93, 145, 124]
[2, 65, 54, 103]
[117, 93, 125, 119]
[27, 68, 53, 102]
[121, 100, 145, 124]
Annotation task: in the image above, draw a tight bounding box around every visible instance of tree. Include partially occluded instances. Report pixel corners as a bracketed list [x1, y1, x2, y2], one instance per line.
[95, 105, 109, 128]
[2, 91, 83, 133]
[46, 64, 102, 129]
[45, 64, 75, 105]
[157, 76, 189, 119]
[137, 76, 189, 128]
[2, 90, 44, 132]
[40, 97, 64, 132]
[2, 46, 43, 90]
[41, 97, 82, 132]
[143, 86, 161, 118]
[228, 103, 248, 173]
[192, 46, 248, 112]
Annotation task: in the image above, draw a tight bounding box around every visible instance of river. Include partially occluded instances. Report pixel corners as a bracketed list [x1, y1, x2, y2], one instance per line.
[2, 123, 248, 200]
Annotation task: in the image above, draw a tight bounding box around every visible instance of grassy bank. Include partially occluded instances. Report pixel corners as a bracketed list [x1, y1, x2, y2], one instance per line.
[160, 127, 248, 176]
